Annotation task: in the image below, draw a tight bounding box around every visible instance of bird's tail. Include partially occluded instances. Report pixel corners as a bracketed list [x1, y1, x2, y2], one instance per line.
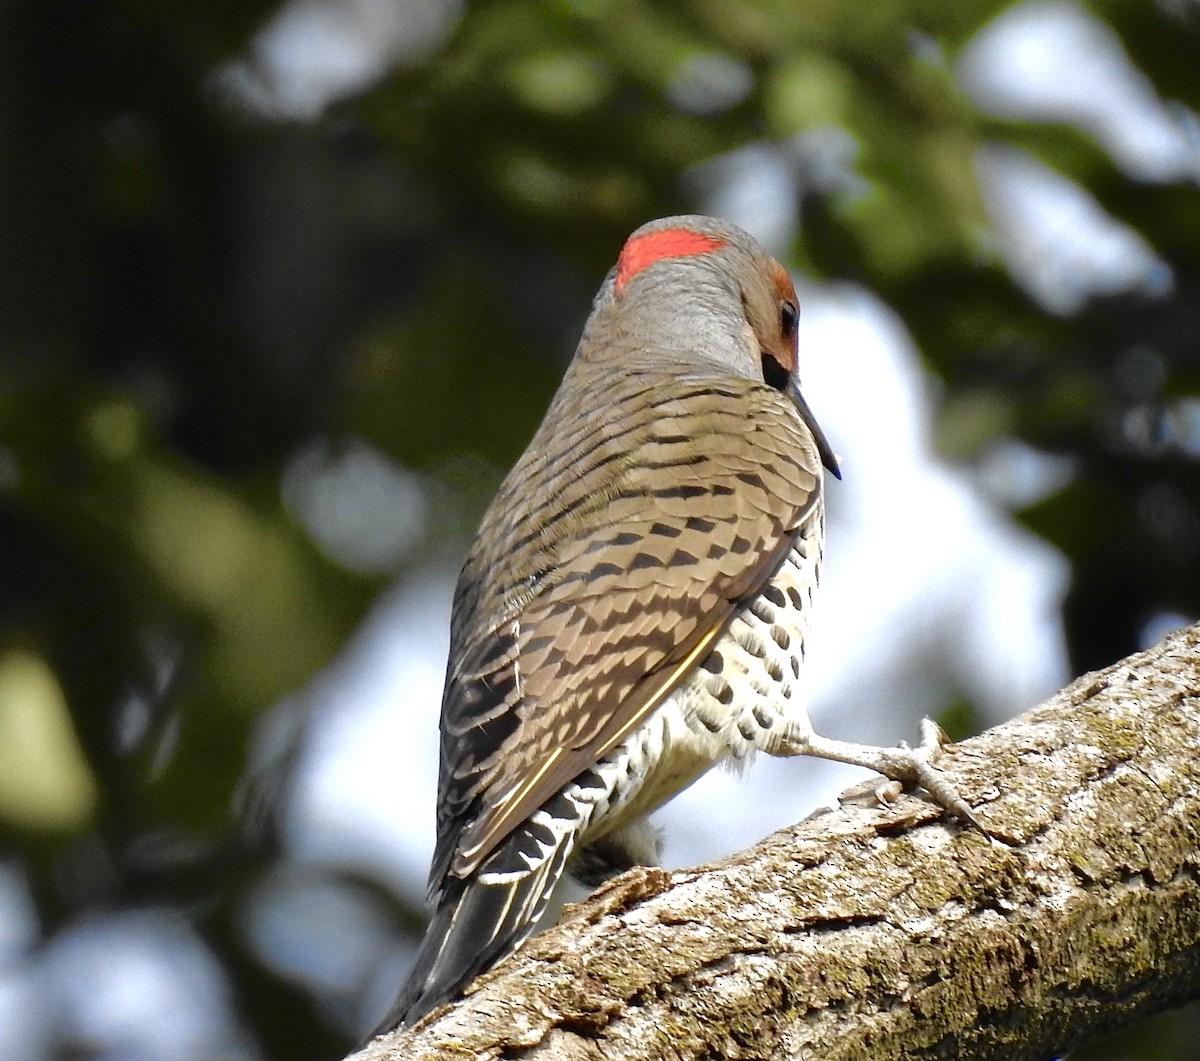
[367, 830, 575, 1037]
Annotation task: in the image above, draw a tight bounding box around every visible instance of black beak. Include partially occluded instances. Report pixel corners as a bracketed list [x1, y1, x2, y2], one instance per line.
[790, 379, 841, 480]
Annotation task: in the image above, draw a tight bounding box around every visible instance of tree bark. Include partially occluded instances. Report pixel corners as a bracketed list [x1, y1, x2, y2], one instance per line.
[352, 623, 1200, 1060]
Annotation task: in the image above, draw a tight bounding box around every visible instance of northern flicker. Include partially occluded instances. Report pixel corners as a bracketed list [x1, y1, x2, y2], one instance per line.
[371, 215, 974, 1034]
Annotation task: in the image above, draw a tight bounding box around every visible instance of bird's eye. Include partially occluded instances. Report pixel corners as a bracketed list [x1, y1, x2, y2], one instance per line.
[780, 300, 799, 339]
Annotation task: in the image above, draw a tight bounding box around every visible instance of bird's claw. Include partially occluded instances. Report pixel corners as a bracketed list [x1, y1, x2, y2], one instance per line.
[811, 716, 982, 830]
[884, 717, 981, 829]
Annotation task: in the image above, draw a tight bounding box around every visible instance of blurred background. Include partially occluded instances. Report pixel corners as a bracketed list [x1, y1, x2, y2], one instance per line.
[1, 0, 1198, 1057]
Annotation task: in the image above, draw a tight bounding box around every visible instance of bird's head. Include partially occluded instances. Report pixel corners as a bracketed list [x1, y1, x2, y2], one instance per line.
[585, 215, 841, 479]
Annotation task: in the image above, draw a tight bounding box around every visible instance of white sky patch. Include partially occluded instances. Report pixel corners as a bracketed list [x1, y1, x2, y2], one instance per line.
[239, 866, 397, 1032]
[959, 0, 1200, 184]
[0, 969, 47, 1061]
[975, 439, 1076, 510]
[960, 1, 1191, 312]
[975, 143, 1173, 313]
[216, 0, 463, 120]
[41, 911, 251, 1061]
[283, 437, 428, 575]
[285, 570, 451, 894]
[667, 52, 755, 116]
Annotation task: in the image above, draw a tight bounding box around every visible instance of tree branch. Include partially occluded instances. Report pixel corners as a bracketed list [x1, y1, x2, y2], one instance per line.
[353, 623, 1200, 1060]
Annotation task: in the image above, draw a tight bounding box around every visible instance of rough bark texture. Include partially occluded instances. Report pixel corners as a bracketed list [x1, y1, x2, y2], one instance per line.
[352, 623, 1200, 1060]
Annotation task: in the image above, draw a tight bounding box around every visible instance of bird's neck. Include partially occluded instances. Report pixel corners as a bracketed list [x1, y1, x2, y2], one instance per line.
[578, 274, 759, 380]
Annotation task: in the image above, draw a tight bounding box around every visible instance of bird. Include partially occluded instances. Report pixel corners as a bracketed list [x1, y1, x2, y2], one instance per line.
[370, 214, 975, 1035]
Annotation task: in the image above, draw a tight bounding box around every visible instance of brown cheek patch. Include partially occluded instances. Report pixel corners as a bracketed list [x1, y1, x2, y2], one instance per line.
[615, 228, 726, 293]
[770, 260, 798, 371]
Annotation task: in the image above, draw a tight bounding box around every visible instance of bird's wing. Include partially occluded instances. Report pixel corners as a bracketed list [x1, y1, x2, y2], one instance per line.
[429, 367, 823, 892]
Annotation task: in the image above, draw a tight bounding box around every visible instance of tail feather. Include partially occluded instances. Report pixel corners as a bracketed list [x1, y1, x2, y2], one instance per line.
[368, 831, 574, 1037]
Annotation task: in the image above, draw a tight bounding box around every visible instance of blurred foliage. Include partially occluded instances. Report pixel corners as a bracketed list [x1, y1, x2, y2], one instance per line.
[1, 0, 1198, 1057]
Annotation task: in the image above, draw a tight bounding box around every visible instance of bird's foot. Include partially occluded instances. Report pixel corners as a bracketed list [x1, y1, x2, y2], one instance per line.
[781, 717, 981, 829]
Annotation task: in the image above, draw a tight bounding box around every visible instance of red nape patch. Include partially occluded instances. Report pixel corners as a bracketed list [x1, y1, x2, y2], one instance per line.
[615, 228, 726, 292]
